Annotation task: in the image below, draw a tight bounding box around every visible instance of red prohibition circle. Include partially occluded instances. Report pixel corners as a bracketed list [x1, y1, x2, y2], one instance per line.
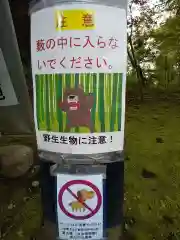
[58, 180, 102, 220]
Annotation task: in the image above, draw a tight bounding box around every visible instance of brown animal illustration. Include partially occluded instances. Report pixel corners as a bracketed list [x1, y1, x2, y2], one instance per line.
[69, 189, 95, 212]
[59, 86, 94, 132]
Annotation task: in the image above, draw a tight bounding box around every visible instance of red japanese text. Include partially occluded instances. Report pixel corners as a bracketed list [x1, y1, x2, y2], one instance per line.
[37, 56, 112, 70]
[36, 36, 119, 52]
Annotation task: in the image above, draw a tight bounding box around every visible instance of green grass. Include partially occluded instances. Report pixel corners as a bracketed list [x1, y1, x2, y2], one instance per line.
[35, 73, 123, 133]
[1, 96, 180, 239]
[124, 99, 180, 239]
[4, 195, 42, 240]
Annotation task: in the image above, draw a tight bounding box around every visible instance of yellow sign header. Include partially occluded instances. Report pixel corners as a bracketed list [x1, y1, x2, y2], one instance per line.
[55, 9, 95, 31]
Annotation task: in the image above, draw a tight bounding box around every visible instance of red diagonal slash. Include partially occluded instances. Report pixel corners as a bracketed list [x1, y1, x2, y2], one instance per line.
[67, 187, 93, 213]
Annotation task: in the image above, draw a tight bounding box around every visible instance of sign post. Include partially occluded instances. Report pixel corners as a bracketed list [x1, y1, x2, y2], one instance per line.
[30, 0, 127, 239]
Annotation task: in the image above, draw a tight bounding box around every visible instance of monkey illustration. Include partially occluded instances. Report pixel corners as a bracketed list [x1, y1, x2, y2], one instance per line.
[69, 189, 95, 212]
[59, 86, 95, 132]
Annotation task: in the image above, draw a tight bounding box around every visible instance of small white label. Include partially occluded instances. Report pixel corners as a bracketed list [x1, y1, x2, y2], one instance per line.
[0, 48, 19, 106]
[57, 173, 104, 240]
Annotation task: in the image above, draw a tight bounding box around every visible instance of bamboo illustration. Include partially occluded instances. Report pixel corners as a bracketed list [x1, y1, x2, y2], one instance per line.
[75, 73, 79, 133]
[45, 75, 50, 130]
[75, 73, 79, 88]
[70, 74, 75, 133]
[42, 75, 47, 129]
[83, 73, 86, 90]
[62, 74, 66, 132]
[35, 75, 40, 129]
[71, 73, 75, 88]
[110, 73, 118, 132]
[99, 73, 105, 132]
[114, 73, 119, 131]
[104, 73, 110, 132]
[88, 73, 91, 93]
[91, 73, 97, 131]
[117, 73, 122, 131]
[57, 74, 63, 132]
[35, 73, 122, 133]
[96, 74, 102, 133]
[65, 74, 71, 131]
[51, 74, 59, 131]
[48, 74, 53, 130]
[37, 75, 46, 130]
[110, 73, 113, 128]
[82, 73, 89, 133]
[48, 74, 52, 129]
[80, 73, 84, 86]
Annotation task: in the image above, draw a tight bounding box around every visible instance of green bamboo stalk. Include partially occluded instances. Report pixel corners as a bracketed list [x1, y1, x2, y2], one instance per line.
[91, 74, 96, 131]
[41, 75, 45, 122]
[75, 73, 79, 88]
[107, 74, 111, 132]
[95, 74, 101, 132]
[51, 74, 59, 131]
[99, 73, 105, 132]
[57, 74, 63, 132]
[80, 73, 89, 133]
[50, 74, 53, 130]
[83, 73, 86, 91]
[71, 74, 75, 88]
[114, 74, 119, 131]
[43, 74, 47, 130]
[38, 75, 42, 124]
[62, 74, 66, 132]
[38, 75, 47, 130]
[104, 74, 110, 132]
[118, 73, 123, 131]
[65, 74, 71, 132]
[85, 74, 88, 92]
[88, 73, 92, 92]
[66, 74, 71, 88]
[45, 74, 50, 131]
[80, 73, 84, 88]
[75, 73, 79, 133]
[107, 73, 112, 131]
[35, 75, 40, 129]
[39, 75, 42, 128]
[88, 73, 94, 132]
[48, 74, 53, 130]
[70, 74, 75, 133]
[110, 73, 118, 132]
[104, 74, 106, 131]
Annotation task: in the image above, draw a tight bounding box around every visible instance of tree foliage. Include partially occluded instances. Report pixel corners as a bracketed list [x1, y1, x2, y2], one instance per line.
[127, 0, 159, 98]
[127, 0, 180, 94]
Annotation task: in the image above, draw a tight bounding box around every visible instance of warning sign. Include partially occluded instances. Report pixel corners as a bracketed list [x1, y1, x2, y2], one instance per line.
[57, 174, 103, 240]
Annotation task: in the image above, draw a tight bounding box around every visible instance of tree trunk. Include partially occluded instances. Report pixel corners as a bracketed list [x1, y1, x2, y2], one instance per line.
[127, 47, 145, 101]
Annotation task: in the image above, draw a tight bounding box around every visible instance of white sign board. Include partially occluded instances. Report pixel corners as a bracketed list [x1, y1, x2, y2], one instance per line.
[0, 48, 19, 106]
[57, 174, 104, 240]
[31, 4, 127, 154]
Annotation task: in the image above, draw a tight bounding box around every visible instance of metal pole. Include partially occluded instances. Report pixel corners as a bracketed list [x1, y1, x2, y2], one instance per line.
[0, 0, 33, 134]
